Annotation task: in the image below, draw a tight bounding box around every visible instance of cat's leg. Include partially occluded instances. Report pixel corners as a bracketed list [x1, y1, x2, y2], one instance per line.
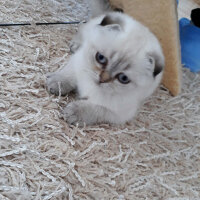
[46, 64, 76, 96]
[63, 100, 121, 126]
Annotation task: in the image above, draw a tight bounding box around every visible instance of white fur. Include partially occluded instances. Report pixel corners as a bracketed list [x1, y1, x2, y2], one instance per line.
[46, 12, 164, 125]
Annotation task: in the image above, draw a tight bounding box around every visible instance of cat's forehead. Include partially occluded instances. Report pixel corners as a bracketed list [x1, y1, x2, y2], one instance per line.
[93, 27, 148, 56]
[95, 37, 145, 66]
[103, 50, 133, 72]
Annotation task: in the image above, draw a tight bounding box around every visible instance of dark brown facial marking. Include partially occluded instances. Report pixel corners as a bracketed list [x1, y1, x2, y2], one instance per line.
[110, 57, 127, 72]
[110, 51, 117, 60]
[99, 71, 112, 83]
[124, 64, 131, 71]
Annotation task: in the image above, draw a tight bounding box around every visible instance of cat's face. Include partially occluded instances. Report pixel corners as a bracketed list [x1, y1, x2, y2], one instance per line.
[80, 12, 164, 98]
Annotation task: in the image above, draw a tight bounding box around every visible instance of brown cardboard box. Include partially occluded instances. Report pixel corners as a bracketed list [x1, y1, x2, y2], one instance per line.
[110, 0, 182, 96]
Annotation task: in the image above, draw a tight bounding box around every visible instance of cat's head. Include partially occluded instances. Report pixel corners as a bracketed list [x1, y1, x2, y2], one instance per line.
[81, 12, 165, 98]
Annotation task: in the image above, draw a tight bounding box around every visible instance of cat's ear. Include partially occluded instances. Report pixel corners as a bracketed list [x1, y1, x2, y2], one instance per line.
[147, 53, 165, 77]
[100, 14, 122, 31]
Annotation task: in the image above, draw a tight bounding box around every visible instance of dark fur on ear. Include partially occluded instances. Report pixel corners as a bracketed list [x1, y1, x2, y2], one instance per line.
[153, 64, 163, 77]
[100, 14, 123, 27]
[148, 53, 165, 77]
[113, 7, 124, 13]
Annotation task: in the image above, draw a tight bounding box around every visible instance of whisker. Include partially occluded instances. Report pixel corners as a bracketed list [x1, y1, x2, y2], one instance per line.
[84, 68, 98, 80]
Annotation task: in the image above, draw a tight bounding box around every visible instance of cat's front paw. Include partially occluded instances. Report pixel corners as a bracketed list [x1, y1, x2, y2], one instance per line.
[63, 101, 97, 126]
[63, 102, 86, 126]
[46, 72, 73, 96]
[63, 101, 119, 126]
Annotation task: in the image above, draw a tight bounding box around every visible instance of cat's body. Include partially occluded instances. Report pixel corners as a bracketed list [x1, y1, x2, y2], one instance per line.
[46, 1, 164, 126]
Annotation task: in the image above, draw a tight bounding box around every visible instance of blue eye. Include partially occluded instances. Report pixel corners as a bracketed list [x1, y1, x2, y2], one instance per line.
[116, 73, 130, 84]
[95, 52, 108, 65]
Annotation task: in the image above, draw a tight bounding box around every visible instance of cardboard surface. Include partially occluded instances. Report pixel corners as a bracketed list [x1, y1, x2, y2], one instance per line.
[110, 0, 182, 96]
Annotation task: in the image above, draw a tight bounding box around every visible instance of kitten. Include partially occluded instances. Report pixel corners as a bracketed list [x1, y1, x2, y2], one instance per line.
[46, 1, 165, 126]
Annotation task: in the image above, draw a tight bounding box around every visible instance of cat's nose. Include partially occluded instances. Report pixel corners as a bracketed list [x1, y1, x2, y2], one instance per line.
[99, 70, 112, 83]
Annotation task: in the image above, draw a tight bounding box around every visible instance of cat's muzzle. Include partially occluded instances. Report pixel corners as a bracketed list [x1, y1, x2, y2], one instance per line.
[99, 70, 112, 83]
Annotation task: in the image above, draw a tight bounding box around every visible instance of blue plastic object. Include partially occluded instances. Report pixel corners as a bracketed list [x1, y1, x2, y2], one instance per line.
[179, 18, 200, 73]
